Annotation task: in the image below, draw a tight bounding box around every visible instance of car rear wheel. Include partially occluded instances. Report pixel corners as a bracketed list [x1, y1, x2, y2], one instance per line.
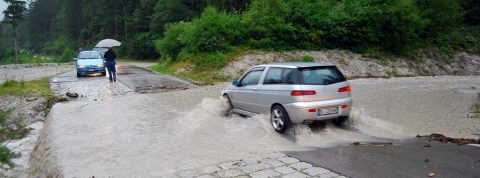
[332, 116, 350, 126]
[271, 105, 292, 134]
[222, 95, 233, 117]
[101, 72, 106, 76]
[77, 73, 81, 77]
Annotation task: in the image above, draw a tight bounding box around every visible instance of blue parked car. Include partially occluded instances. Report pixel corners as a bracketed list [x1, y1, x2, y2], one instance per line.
[75, 51, 106, 77]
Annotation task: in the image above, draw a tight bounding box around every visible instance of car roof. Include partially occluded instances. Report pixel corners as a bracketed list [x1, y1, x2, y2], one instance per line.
[79, 50, 100, 53]
[254, 62, 335, 68]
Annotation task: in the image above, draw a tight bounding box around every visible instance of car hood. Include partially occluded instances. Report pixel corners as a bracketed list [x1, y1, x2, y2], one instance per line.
[77, 59, 103, 66]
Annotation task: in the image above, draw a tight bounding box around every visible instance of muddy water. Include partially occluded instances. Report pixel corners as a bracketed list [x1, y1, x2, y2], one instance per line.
[30, 76, 480, 177]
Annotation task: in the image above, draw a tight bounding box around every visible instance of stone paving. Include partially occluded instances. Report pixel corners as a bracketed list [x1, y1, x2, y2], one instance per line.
[167, 152, 347, 178]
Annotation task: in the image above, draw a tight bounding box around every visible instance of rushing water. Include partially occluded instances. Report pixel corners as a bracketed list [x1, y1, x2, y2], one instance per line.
[29, 76, 480, 177]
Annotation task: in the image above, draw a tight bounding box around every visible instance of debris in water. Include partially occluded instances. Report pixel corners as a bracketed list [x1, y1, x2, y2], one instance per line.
[417, 133, 480, 145]
[424, 158, 429, 162]
[428, 172, 436, 177]
[352, 142, 392, 147]
[424, 144, 432, 147]
[66, 91, 79, 98]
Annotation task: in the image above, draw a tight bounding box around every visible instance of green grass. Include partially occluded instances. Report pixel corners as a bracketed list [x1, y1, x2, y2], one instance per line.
[0, 50, 65, 65]
[149, 48, 248, 84]
[148, 62, 230, 84]
[0, 78, 54, 98]
[0, 146, 16, 168]
[148, 63, 176, 75]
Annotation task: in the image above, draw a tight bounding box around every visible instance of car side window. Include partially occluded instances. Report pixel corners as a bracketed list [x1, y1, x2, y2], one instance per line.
[239, 70, 263, 86]
[264, 68, 296, 85]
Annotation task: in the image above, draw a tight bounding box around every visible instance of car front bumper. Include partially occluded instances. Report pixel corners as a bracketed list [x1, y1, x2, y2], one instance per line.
[283, 97, 353, 123]
[77, 67, 106, 75]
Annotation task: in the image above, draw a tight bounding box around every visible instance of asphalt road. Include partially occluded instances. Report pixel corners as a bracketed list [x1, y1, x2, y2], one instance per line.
[285, 139, 480, 178]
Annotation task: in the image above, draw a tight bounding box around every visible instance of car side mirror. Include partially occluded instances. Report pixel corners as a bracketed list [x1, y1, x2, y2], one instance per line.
[232, 80, 239, 86]
[73, 58, 77, 62]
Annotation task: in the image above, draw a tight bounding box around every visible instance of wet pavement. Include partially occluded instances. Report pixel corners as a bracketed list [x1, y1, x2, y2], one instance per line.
[50, 71, 134, 101]
[116, 64, 196, 93]
[30, 73, 480, 177]
[285, 139, 480, 178]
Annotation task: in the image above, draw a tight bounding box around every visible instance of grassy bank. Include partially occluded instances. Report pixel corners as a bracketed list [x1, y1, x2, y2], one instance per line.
[0, 78, 54, 98]
[0, 77, 54, 167]
[149, 49, 248, 84]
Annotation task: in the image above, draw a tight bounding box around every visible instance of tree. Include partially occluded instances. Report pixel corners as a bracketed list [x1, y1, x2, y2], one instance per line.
[3, 0, 27, 64]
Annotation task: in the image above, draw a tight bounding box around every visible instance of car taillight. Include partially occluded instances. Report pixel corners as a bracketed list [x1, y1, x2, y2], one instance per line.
[291, 90, 316, 96]
[338, 86, 351, 92]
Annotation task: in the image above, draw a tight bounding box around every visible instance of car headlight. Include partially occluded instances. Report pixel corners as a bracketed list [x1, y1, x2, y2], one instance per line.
[98, 64, 104, 67]
[78, 64, 85, 68]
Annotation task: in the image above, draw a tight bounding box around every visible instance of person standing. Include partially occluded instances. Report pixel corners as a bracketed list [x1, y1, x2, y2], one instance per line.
[104, 47, 117, 82]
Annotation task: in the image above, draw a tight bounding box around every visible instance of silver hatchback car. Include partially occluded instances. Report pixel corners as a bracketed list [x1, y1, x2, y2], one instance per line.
[222, 62, 352, 133]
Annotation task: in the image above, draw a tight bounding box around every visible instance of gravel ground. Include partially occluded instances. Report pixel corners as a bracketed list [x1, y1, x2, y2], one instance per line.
[220, 50, 480, 79]
[0, 63, 74, 83]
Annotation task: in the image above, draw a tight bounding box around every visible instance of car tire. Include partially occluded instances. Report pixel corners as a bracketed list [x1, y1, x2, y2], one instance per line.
[271, 105, 292, 134]
[101, 72, 106, 76]
[332, 116, 350, 126]
[222, 95, 233, 117]
[77, 73, 81, 77]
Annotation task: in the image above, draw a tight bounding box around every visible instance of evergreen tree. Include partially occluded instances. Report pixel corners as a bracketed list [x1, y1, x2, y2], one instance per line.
[3, 0, 27, 64]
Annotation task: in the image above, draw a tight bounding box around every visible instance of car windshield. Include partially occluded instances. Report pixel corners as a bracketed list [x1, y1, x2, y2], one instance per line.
[78, 52, 101, 59]
[299, 66, 346, 85]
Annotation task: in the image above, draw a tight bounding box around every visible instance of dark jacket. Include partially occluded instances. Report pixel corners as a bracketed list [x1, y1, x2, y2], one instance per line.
[104, 50, 117, 61]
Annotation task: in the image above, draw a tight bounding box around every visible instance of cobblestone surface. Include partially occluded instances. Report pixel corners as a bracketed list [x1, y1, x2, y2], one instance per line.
[167, 152, 346, 178]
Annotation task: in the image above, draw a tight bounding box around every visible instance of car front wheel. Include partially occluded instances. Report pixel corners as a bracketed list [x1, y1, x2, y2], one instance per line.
[271, 105, 292, 134]
[222, 95, 233, 117]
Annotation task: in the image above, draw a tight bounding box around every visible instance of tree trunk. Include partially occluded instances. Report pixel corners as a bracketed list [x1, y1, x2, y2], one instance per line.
[124, 4, 128, 41]
[13, 24, 19, 65]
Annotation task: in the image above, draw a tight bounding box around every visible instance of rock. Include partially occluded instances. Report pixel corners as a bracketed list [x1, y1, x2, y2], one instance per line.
[25, 97, 38, 102]
[7, 124, 18, 131]
[424, 158, 429, 162]
[424, 144, 432, 147]
[428, 172, 435, 177]
[66, 91, 79, 98]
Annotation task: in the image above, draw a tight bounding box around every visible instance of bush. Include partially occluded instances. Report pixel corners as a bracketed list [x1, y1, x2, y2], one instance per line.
[60, 48, 75, 63]
[44, 36, 74, 55]
[242, 0, 294, 50]
[153, 0, 471, 63]
[301, 55, 315, 62]
[127, 32, 160, 60]
[156, 6, 243, 60]
[155, 22, 189, 60]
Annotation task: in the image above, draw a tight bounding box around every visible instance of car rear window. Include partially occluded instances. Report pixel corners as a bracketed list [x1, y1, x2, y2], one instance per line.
[78, 52, 101, 59]
[299, 66, 346, 85]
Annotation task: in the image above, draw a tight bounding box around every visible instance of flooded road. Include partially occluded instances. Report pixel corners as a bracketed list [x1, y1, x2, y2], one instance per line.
[31, 73, 480, 177]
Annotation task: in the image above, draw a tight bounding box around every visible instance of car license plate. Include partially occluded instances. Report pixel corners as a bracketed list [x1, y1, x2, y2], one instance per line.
[317, 106, 338, 116]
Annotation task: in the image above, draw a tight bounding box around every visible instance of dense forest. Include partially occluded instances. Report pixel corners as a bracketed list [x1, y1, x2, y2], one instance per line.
[0, 0, 479, 64]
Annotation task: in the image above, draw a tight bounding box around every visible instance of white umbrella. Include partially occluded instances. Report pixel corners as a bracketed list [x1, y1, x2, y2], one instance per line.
[95, 39, 121, 48]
